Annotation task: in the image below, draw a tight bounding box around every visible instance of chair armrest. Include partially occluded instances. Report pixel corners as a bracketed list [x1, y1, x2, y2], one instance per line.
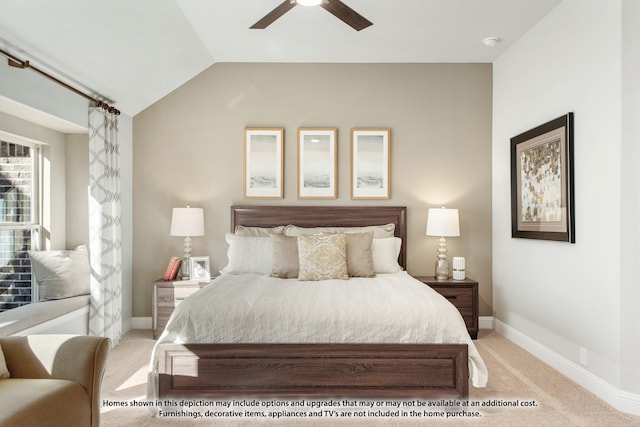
[0, 335, 110, 427]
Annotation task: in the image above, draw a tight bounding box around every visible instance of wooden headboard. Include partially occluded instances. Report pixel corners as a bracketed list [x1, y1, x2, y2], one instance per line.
[231, 205, 407, 269]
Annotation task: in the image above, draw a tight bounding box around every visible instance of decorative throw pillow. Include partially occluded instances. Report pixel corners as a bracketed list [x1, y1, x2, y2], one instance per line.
[271, 234, 299, 278]
[345, 232, 375, 277]
[0, 344, 9, 379]
[339, 223, 396, 239]
[283, 225, 338, 236]
[284, 223, 395, 239]
[297, 234, 348, 281]
[220, 234, 272, 275]
[28, 245, 91, 301]
[235, 225, 285, 237]
[371, 237, 403, 274]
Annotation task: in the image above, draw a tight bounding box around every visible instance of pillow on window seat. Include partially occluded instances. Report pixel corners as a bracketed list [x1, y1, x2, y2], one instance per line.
[0, 344, 9, 379]
[28, 245, 91, 301]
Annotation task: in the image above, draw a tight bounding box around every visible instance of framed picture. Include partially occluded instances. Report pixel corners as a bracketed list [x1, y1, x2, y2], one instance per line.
[297, 128, 337, 199]
[350, 128, 391, 199]
[510, 113, 575, 242]
[189, 256, 211, 281]
[244, 128, 284, 199]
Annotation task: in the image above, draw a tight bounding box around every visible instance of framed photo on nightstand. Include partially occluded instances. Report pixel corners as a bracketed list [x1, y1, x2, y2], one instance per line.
[189, 256, 210, 281]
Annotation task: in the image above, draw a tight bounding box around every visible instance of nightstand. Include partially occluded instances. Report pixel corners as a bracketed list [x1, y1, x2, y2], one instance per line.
[152, 279, 209, 339]
[413, 276, 478, 339]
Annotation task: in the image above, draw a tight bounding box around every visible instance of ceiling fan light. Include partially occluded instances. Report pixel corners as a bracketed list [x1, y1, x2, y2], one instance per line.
[297, 0, 322, 6]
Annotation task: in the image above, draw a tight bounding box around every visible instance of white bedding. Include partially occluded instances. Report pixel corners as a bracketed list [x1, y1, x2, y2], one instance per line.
[147, 271, 488, 400]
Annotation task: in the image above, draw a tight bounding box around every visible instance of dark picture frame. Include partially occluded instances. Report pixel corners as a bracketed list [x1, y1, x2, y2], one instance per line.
[510, 113, 575, 242]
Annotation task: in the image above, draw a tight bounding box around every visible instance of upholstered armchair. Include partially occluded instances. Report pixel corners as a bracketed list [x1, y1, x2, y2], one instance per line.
[0, 334, 110, 427]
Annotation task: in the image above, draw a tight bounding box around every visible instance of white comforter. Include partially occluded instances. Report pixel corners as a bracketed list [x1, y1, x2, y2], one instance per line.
[147, 272, 488, 400]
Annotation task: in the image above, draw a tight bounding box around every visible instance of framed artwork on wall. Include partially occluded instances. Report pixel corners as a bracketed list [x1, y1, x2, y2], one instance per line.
[244, 128, 284, 199]
[510, 113, 575, 242]
[297, 128, 337, 199]
[189, 256, 211, 281]
[350, 128, 391, 199]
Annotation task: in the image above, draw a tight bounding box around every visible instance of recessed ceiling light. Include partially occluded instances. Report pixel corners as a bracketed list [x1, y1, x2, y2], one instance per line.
[297, 0, 323, 6]
[482, 37, 500, 47]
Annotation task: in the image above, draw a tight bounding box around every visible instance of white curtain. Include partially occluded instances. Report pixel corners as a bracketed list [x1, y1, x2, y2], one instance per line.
[88, 106, 122, 345]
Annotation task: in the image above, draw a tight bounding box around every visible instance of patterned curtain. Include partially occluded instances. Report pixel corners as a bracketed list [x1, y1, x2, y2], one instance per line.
[88, 106, 122, 345]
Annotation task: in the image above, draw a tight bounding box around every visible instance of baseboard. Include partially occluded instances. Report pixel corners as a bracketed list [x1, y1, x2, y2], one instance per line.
[494, 319, 640, 416]
[479, 316, 494, 330]
[131, 316, 152, 330]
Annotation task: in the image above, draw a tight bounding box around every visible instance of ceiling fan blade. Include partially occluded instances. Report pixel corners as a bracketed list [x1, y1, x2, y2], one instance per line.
[320, 0, 373, 31]
[250, 0, 297, 29]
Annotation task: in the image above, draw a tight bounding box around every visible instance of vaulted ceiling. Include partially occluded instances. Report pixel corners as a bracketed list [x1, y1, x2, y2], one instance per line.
[0, 0, 562, 117]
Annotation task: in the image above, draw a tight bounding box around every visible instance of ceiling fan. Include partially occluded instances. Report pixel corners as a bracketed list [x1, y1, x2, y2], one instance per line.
[250, 0, 373, 31]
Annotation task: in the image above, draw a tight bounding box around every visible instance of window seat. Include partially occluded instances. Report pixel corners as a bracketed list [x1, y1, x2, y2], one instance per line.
[0, 295, 90, 337]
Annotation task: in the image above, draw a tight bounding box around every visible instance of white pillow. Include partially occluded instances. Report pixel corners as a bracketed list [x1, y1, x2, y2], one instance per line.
[220, 234, 272, 275]
[28, 245, 91, 301]
[371, 237, 403, 274]
[0, 344, 9, 379]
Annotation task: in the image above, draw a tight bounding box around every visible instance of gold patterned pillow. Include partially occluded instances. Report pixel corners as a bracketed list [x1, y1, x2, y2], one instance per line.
[297, 234, 348, 281]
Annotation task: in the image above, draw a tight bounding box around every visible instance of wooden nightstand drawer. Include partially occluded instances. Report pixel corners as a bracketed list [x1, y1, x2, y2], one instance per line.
[156, 286, 199, 307]
[155, 307, 175, 329]
[153, 279, 209, 339]
[432, 287, 473, 308]
[412, 276, 479, 340]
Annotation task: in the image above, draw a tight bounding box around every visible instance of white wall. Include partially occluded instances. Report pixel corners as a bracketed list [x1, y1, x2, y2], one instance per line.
[118, 115, 133, 331]
[620, 0, 640, 394]
[493, 0, 639, 406]
[0, 56, 88, 129]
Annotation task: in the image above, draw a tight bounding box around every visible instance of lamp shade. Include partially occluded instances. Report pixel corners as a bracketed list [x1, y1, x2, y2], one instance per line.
[426, 208, 460, 237]
[170, 207, 205, 237]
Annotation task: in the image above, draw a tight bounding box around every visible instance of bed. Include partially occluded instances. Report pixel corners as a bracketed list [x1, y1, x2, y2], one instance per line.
[149, 205, 487, 401]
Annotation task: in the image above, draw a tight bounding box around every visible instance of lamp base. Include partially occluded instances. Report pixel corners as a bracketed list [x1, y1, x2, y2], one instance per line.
[181, 236, 192, 280]
[434, 236, 449, 279]
[435, 259, 449, 280]
[180, 257, 190, 280]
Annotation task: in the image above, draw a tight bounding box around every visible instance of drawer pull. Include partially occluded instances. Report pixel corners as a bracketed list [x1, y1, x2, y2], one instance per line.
[444, 295, 457, 300]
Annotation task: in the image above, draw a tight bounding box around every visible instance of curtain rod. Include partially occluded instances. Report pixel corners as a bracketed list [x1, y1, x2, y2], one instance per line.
[0, 48, 120, 115]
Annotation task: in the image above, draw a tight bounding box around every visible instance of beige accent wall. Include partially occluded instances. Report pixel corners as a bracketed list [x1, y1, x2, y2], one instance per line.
[133, 63, 492, 318]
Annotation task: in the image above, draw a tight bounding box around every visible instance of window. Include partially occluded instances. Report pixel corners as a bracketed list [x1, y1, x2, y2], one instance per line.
[0, 136, 41, 312]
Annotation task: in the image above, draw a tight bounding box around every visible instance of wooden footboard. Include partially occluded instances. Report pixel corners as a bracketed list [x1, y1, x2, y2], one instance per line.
[158, 343, 468, 399]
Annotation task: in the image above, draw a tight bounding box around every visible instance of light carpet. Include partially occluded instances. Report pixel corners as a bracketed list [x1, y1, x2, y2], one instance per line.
[100, 330, 640, 426]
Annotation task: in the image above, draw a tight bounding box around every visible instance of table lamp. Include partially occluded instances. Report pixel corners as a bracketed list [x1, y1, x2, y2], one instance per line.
[170, 206, 205, 280]
[426, 207, 460, 280]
